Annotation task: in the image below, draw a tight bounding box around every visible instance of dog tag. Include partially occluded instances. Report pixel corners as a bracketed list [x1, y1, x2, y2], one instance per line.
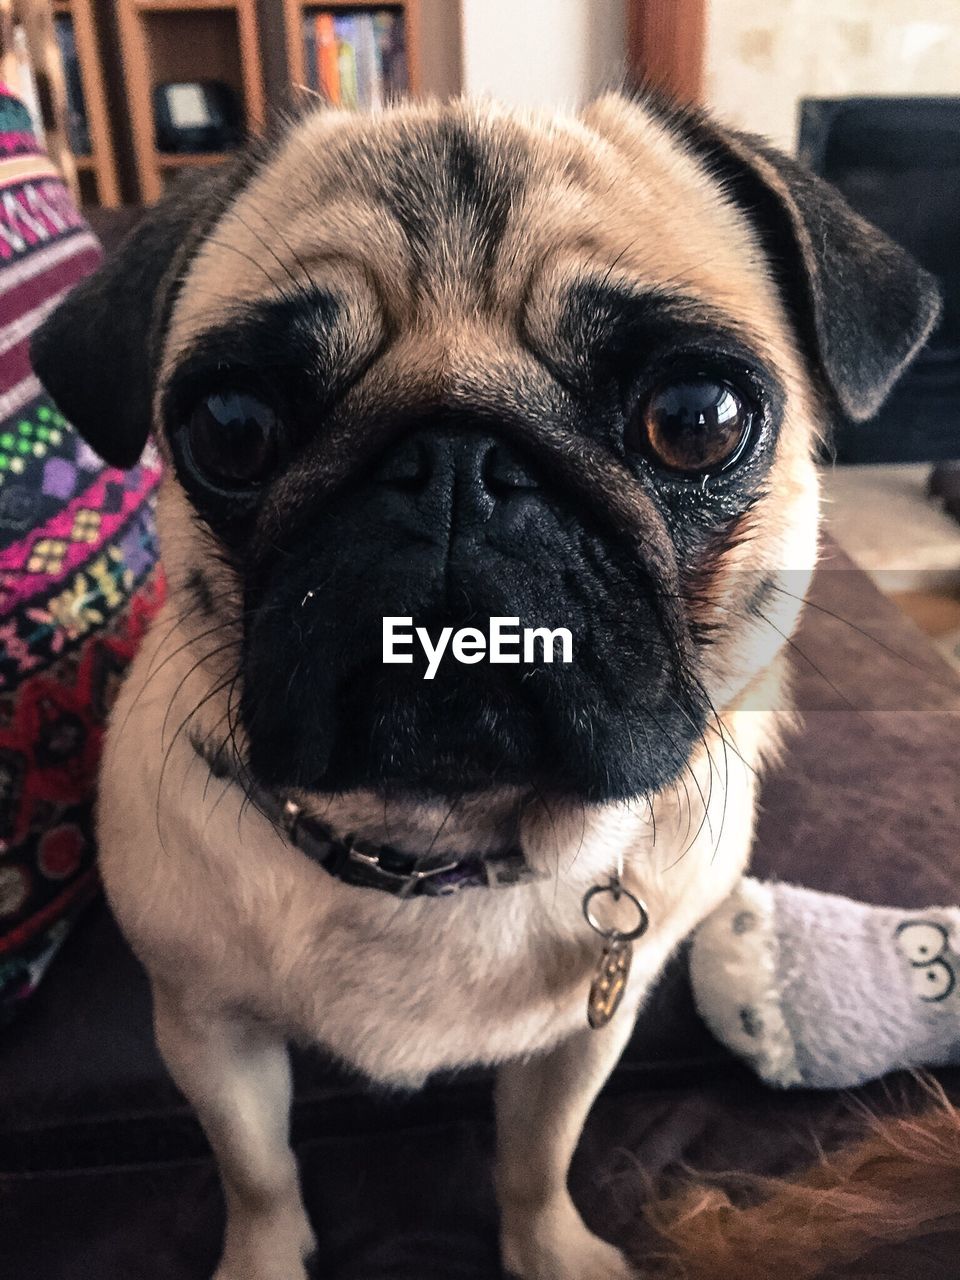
[582, 878, 649, 1031]
[587, 936, 633, 1029]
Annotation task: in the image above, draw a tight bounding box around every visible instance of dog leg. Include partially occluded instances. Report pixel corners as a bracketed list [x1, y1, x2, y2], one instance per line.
[153, 987, 316, 1280]
[496, 1013, 639, 1280]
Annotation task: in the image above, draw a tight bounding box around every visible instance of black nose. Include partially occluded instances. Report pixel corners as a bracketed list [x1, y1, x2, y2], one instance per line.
[373, 429, 540, 529]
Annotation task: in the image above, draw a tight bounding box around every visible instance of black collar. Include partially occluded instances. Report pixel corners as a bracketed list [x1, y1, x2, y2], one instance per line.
[189, 732, 544, 898]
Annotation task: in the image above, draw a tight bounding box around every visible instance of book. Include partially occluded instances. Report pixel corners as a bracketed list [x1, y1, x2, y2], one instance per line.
[315, 12, 340, 105]
[373, 10, 408, 99]
[54, 15, 90, 155]
[335, 15, 359, 109]
[302, 7, 408, 108]
[302, 12, 318, 91]
[12, 26, 44, 143]
[353, 14, 379, 109]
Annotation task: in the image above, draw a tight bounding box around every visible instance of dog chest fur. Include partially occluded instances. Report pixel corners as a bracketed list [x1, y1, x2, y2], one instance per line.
[100, 589, 764, 1087]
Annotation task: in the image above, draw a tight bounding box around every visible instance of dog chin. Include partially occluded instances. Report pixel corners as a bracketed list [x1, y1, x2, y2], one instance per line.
[309, 669, 550, 797]
[245, 666, 703, 805]
[288, 784, 533, 861]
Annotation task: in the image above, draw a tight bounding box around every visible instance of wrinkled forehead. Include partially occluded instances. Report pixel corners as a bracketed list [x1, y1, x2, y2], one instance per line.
[164, 100, 785, 379]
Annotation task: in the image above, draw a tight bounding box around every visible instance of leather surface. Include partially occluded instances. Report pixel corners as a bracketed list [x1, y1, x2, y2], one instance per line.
[2, 541, 958, 1278]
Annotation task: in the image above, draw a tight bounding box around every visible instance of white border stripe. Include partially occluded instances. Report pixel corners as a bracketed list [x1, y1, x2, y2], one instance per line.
[0, 287, 71, 357]
[0, 229, 99, 299]
[0, 372, 41, 420]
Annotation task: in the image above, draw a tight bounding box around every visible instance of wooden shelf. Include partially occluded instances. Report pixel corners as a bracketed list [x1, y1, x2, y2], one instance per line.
[102, 0, 453, 203]
[135, 0, 239, 10]
[53, 0, 122, 206]
[115, 0, 264, 202]
[302, 1, 406, 7]
[155, 150, 232, 168]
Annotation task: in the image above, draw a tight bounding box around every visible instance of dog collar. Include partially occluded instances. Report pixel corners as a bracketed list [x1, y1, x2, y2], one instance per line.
[189, 732, 544, 898]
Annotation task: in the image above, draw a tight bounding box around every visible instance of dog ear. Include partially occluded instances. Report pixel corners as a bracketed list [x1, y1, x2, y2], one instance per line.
[31, 167, 249, 468]
[684, 118, 942, 422]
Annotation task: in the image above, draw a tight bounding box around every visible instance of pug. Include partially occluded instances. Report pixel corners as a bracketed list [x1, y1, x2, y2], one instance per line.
[31, 94, 938, 1280]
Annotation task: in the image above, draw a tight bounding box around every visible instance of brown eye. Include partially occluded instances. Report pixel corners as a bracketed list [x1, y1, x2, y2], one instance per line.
[633, 376, 753, 475]
[186, 391, 280, 486]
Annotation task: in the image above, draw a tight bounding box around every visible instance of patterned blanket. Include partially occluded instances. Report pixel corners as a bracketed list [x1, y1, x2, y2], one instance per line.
[0, 88, 162, 1020]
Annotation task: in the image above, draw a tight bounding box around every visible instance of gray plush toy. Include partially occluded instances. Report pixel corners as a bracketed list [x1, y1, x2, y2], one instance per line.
[689, 878, 960, 1088]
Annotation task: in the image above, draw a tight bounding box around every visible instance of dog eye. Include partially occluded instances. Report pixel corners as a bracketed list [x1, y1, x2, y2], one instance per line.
[186, 391, 280, 486]
[630, 376, 753, 475]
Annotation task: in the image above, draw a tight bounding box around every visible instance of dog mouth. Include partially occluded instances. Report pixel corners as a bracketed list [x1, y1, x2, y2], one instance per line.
[320, 651, 550, 794]
[242, 617, 576, 798]
[237, 425, 703, 803]
[241, 588, 702, 803]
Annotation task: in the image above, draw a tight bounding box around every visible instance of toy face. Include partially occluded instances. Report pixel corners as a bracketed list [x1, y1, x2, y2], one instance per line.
[896, 921, 956, 1002]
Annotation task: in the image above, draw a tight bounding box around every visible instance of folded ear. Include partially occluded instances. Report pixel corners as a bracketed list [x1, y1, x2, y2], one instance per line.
[682, 117, 942, 422]
[30, 166, 251, 468]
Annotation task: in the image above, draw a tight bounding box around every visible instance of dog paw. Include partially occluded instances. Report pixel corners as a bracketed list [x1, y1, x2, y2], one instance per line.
[501, 1198, 637, 1280]
[213, 1203, 317, 1280]
[214, 1253, 316, 1280]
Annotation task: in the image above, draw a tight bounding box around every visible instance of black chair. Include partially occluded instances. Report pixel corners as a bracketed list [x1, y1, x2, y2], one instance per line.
[799, 97, 960, 465]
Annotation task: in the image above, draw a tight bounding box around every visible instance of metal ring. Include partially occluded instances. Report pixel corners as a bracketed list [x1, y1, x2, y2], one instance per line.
[280, 798, 303, 840]
[582, 881, 649, 942]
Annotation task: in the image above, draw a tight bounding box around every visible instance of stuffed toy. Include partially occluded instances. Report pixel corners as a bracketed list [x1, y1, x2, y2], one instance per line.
[689, 877, 960, 1088]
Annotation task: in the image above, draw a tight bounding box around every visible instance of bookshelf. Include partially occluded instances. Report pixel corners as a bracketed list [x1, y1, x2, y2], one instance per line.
[38, 0, 458, 204]
[52, 0, 121, 205]
[114, 0, 266, 203]
[282, 1, 422, 102]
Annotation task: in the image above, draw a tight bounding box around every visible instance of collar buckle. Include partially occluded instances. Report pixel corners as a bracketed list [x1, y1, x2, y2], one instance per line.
[346, 838, 461, 896]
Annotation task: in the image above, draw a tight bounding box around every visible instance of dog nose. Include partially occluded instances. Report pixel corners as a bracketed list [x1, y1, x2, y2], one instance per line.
[373, 430, 539, 521]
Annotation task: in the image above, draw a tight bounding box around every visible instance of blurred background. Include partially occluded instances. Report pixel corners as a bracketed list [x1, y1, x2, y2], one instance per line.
[2, 0, 958, 664]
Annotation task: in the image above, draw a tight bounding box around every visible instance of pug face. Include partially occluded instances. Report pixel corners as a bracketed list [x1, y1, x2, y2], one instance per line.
[32, 96, 939, 805]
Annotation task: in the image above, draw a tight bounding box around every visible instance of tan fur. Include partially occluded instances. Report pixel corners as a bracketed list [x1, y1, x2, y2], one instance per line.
[98, 95, 828, 1280]
[642, 1089, 960, 1280]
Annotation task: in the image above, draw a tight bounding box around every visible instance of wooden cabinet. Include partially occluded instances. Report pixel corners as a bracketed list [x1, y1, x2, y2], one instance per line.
[54, 0, 121, 204]
[39, 0, 462, 204]
[114, 0, 265, 203]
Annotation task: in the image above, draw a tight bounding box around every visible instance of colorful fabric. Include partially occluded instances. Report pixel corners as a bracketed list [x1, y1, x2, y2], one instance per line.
[0, 87, 163, 1021]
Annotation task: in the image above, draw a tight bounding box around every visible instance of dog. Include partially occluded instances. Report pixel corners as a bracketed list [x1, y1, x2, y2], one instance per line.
[31, 93, 939, 1280]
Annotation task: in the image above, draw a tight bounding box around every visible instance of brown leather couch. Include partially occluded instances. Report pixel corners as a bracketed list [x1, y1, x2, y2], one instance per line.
[2, 213, 959, 1280]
